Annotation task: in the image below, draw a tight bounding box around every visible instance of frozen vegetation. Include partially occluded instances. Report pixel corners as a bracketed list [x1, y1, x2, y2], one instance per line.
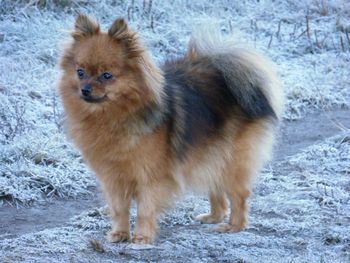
[0, 0, 349, 262]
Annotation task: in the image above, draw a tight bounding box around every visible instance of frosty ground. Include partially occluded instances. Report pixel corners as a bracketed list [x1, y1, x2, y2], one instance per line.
[0, 0, 349, 262]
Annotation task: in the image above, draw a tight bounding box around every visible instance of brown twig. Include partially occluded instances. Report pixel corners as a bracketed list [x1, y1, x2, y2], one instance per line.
[267, 34, 273, 49]
[296, 29, 307, 40]
[147, 0, 153, 15]
[251, 19, 258, 48]
[251, 19, 258, 31]
[127, 0, 135, 21]
[305, 9, 314, 53]
[276, 20, 282, 40]
[314, 30, 320, 49]
[320, 33, 329, 49]
[331, 37, 336, 50]
[143, 0, 153, 16]
[150, 14, 155, 33]
[346, 31, 350, 47]
[290, 24, 297, 41]
[306, 11, 311, 41]
[340, 36, 345, 52]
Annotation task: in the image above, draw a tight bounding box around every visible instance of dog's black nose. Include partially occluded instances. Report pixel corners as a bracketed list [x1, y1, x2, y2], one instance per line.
[81, 84, 92, 97]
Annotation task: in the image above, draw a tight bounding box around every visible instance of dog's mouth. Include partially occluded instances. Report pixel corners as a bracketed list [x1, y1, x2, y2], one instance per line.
[80, 94, 108, 103]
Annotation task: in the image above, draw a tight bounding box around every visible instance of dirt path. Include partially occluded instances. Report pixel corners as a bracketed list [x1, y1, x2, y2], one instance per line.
[275, 108, 350, 160]
[0, 195, 104, 239]
[0, 108, 349, 244]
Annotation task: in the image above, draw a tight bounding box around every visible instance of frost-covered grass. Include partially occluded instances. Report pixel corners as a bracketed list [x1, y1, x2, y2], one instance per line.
[284, 133, 350, 214]
[0, 130, 96, 206]
[0, 0, 349, 206]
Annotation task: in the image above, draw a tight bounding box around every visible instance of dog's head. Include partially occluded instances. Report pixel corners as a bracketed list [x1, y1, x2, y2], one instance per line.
[59, 15, 162, 116]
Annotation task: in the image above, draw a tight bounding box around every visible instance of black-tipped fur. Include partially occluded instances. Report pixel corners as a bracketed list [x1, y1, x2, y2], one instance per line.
[210, 54, 276, 119]
[108, 18, 143, 58]
[73, 14, 100, 39]
[162, 56, 276, 158]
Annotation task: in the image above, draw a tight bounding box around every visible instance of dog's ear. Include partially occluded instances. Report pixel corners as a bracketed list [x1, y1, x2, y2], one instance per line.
[72, 14, 100, 40]
[108, 18, 142, 58]
[108, 18, 128, 39]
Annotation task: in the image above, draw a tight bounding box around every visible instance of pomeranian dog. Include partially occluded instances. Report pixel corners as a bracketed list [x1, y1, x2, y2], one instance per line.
[59, 15, 283, 244]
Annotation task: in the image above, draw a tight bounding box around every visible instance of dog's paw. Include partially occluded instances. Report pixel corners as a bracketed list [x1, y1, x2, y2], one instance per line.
[214, 223, 245, 233]
[195, 213, 225, 224]
[131, 234, 153, 245]
[107, 231, 130, 243]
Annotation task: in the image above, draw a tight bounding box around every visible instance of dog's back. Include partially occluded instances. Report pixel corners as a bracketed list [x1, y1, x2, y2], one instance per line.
[162, 29, 282, 161]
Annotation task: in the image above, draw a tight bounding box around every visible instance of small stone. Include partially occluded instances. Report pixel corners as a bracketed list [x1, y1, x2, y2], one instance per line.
[28, 90, 42, 99]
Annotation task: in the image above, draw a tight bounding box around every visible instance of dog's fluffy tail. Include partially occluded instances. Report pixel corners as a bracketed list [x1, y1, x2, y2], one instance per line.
[187, 28, 283, 120]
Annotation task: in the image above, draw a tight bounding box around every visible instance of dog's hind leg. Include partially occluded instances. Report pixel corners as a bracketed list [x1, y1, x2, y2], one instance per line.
[196, 192, 228, 224]
[215, 121, 271, 233]
[215, 160, 252, 233]
[215, 180, 251, 233]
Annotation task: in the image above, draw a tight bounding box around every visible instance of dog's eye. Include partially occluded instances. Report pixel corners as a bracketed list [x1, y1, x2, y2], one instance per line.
[102, 72, 113, 80]
[77, 69, 85, 79]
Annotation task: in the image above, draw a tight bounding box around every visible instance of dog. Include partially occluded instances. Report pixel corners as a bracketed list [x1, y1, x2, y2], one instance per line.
[58, 14, 283, 244]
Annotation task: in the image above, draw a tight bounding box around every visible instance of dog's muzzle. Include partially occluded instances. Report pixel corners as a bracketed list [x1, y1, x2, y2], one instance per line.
[80, 84, 107, 103]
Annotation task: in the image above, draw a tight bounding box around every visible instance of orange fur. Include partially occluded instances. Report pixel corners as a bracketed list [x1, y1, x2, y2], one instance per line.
[58, 15, 283, 244]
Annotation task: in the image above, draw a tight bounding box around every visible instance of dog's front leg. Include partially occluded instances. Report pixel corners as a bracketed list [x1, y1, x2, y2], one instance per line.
[132, 190, 160, 244]
[132, 180, 173, 244]
[103, 183, 132, 243]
